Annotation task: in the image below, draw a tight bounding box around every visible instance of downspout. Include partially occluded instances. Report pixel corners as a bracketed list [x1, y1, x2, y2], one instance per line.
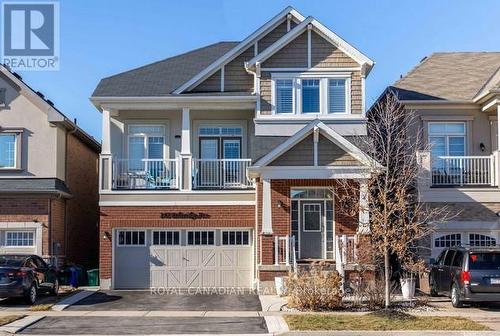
[244, 61, 261, 115]
[64, 121, 77, 263]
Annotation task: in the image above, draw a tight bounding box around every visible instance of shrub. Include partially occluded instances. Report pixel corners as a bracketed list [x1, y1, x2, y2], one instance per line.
[285, 263, 343, 311]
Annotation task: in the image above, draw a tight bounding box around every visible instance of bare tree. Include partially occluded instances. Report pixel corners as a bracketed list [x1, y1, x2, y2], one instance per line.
[335, 91, 451, 308]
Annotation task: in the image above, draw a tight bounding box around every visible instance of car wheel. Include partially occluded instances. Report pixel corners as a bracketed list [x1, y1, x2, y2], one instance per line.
[50, 278, 59, 296]
[24, 284, 37, 305]
[451, 284, 463, 308]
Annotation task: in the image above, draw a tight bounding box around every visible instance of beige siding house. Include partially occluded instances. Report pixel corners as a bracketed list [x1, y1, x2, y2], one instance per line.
[92, 7, 376, 290]
[387, 52, 500, 259]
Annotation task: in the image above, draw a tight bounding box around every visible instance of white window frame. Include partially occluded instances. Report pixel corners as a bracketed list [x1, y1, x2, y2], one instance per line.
[0, 132, 18, 169]
[428, 122, 467, 157]
[302, 203, 323, 232]
[117, 230, 146, 247]
[271, 72, 351, 116]
[126, 124, 166, 161]
[468, 233, 497, 247]
[221, 230, 251, 246]
[5, 231, 35, 247]
[186, 230, 215, 246]
[151, 230, 181, 246]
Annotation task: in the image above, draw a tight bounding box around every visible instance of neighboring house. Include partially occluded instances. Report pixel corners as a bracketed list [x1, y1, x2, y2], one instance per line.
[0, 65, 100, 267]
[91, 7, 376, 290]
[385, 52, 500, 260]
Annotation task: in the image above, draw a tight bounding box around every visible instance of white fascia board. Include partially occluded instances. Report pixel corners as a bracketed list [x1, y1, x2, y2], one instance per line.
[91, 95, 257, 103]
[99, 201, 256, 206]
[172, 7, 306, 94]
[246, 17, 374, 71]
[251, 166, 372, 180]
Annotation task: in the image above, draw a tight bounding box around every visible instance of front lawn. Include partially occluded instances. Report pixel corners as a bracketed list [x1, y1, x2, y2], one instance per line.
[284, 311, 490, 331]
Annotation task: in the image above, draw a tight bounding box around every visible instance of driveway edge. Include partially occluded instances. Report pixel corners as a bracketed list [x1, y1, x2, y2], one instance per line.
[0, 315, 45, 334]
[52, 289, 99, 311]
[286, 331, 500, 336]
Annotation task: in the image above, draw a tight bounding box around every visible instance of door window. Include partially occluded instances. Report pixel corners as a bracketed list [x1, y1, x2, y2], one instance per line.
[187, 231, 215, 245]
[428, 122, 466, 168]
[118, 230, 146, 246]
[128, 125, 165, 170]
[434, 234, 462, 248]
[469, 233, 497, 247]
[152, 231, 180, 246]
[303, 203, 322, 232]
[222, 231, 250, 246]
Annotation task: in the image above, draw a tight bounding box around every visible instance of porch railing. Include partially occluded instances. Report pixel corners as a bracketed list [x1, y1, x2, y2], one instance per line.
[431, 155, 496, 186]
[336, 234, 358, 264]
[112, 158, 178, 189]
[192, 158, 253, 189]
[274, 235, 297, 271]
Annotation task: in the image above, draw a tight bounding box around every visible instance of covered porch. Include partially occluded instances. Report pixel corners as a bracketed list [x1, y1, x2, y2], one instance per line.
[247, 120, 376, 283]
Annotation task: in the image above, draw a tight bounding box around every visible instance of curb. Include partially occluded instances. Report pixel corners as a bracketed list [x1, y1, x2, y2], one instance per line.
[265, 315, 290, 335]
[52, 289, 99, 311]
[0, 315, 45, 334]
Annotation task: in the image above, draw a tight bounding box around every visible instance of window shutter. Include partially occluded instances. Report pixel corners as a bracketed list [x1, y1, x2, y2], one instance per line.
[276, 79, 293, 113]
[328, 79, 346, 113]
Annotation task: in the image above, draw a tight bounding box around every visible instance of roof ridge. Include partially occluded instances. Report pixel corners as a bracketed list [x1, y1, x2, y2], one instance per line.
[100, 41, 239, 81]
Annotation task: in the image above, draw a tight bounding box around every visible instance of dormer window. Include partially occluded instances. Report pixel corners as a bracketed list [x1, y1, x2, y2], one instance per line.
[272, 73, 350, 115]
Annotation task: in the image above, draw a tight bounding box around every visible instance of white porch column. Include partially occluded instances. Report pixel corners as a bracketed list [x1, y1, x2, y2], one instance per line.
[357, 179, 370, 234]
[180, 107, 192, 191]
[262, 178, 273, 234]
[101, 108, 111, 155]
[497, 104, 500, 188]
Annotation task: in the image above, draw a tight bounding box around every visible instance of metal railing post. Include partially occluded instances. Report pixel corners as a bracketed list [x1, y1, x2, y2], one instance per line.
[274, 236, 279, 265]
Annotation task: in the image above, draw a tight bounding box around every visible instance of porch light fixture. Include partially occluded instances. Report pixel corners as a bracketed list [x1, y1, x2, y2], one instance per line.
[480, 143, 486, 152]
[103, 231, 112, 240]
[277, 200, 284, 208]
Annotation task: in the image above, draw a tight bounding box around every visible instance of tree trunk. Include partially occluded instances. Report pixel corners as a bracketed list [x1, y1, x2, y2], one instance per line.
[384, 245, 390, 308]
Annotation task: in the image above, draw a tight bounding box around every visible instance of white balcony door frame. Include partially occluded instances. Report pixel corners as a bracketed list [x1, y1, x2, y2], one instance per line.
[125, 123, 168, 162]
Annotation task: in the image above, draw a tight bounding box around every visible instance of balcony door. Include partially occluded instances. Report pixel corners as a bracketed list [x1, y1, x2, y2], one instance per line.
[199, 137, 241, 188]
[126, 125, 165, 188]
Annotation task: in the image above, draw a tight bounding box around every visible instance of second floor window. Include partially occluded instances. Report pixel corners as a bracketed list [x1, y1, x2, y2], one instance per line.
[275, 79, 293, 114]
[0, 133, 16, 168]
[128, 125, 164, 169]
[273, 75, 350, 115]
[301, 79, 320, 113]
[428, 122, 466, 159]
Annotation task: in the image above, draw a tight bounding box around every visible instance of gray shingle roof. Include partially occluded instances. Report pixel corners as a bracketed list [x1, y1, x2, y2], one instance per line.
[393, 52, 500, 101]
[92, 42, 239, 97]
[0, 178, 71, 196]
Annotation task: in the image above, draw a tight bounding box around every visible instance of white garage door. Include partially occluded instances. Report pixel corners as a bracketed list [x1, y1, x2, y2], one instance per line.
[150, 245, 253, 288]
[114, 229, 253, 289]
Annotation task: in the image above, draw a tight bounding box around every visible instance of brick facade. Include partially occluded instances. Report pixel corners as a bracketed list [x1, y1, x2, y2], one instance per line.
[256, 179, 359, 279]
[65, 133, 99, 267]
[99, 205, 255, 280]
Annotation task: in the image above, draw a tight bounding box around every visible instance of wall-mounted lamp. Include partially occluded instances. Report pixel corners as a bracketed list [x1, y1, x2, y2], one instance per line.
[480, 143, 486, 152]
[277, 200, 284, 208]
[103, 231, 112, 240]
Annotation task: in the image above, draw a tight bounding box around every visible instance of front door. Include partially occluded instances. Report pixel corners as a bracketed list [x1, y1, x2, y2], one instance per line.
[300, 201, 324, 259]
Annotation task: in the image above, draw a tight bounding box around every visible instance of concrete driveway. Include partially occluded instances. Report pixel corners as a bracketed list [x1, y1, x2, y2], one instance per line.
[19, 316, 269, 335]
[66, 290, 263, 311]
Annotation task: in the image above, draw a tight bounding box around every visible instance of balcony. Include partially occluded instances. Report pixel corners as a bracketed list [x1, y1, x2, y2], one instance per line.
[106, 157, 254, 191]
[112, 159, 179, 190]
[431, 155, 497, 187]
[192, 159, 253, 189]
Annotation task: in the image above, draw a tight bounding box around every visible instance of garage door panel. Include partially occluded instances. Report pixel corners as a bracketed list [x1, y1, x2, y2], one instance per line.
[185, 249, 201, 267]
[220, 270, 236, 287]
[201, 270, 217, 287]
[202, 249, 216, 267]
[237, 249, 252, 267]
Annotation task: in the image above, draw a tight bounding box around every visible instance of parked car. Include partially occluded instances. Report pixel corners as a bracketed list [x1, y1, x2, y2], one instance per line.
[0, 254, 59, 304]
[429, 247, 500, 307]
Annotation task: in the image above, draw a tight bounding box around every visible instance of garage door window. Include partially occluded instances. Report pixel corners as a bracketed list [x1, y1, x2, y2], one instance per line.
[118, 230, 145, 246]
[222, 231, 249, 245]
[5, 231, 34, 247]
[152, 231, 180, 246]
[434, 234, 462, 248]
[469, 234, 496, 247]
[187, 231, 214, 245]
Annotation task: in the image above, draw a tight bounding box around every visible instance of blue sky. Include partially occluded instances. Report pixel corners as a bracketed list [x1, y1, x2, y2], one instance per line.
[14, 0, 500, 140]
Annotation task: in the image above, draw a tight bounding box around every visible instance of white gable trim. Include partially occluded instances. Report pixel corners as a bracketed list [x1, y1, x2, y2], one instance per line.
[245, 17, 374, 71]
[173, 7, 306, 94]
[252, 119, 380, 169]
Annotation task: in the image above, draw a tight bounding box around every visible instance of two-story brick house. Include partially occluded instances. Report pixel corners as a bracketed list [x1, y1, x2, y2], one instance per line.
[385, 52, 500, 260]
[92, 7, 376, 289]
[0, 65, 100, 267]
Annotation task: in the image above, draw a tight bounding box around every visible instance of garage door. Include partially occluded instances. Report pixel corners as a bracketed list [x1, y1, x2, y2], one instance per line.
[114, 229, 253, 289]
